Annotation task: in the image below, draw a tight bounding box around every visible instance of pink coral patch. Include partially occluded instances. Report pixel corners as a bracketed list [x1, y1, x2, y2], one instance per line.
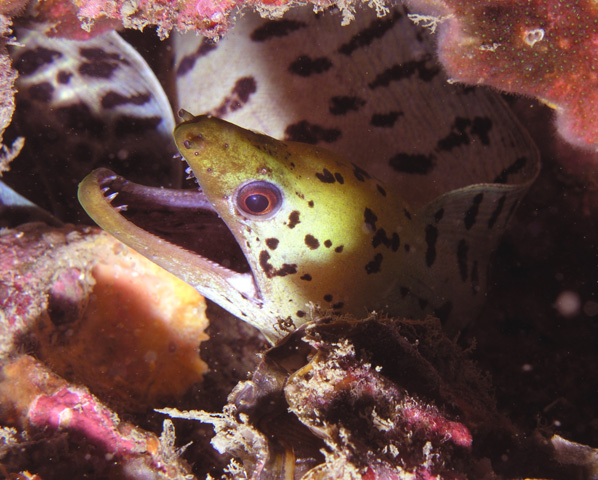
[29, 387, 137, 455]
[402, 403, 473, 448]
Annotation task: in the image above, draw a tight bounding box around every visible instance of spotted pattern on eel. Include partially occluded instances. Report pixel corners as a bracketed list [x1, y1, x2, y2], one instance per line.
[74, 5, 539, 343]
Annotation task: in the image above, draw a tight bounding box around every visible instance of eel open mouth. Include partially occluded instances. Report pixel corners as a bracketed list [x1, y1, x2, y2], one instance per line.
[78, 168, 261, 308]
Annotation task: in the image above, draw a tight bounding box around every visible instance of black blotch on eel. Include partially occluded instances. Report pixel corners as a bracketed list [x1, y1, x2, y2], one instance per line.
[101, 91, 151, 109]
[425, 224, 438, 267]
[176, 38, 217, 76]
[464, 193, 484, 230]
[266, 238, 279, 250]
[352, 163, 371, 182]
[435, 301, 453, 325]
[493, 157, 528, 184]
[329, 95, 366, 115]
[470, 116, 493, 145]
[285, 121, 341, 144]
[259, 250, 297, 278]
[289, 55, 333, 77]
[338, 10, 402, 56]
[316, 168, 336, 183]
[457, 239, 468, 281]
[305, 234, 320, 250]
[487, 195, 507, 229]
[368, 57, 440, 89]
[372, 228, 400, 252]
[364, 207, 378, 231]
[437, 117, 473, 151]
[371, 111, 403, 128]
[57, 70, 72, 84]
[15, 47, 62, 76]
[78, 48, 125, 79]
[250, 19, 307, 42]
[212, 77, 257, 117]
[437, 116, 493, 152]
[287, 210, 301, 229]
[389, 152, 435, 175]
[434, 208, 444, 223]
[365, 253, 383, 274]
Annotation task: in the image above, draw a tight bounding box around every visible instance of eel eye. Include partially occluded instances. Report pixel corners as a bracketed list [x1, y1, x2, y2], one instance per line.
[236, 181, 282, 218]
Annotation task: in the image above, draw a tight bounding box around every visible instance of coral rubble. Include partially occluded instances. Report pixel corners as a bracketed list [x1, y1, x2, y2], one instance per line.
[163, 317, 588, 479]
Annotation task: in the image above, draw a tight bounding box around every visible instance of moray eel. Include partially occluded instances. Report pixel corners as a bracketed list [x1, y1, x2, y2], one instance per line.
[11, 3, 539, 344]
[79, 113, 537, 342]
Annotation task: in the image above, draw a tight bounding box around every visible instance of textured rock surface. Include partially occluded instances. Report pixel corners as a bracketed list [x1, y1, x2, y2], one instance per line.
[407, 0, 598, 150]
[0, 223, 209, 408]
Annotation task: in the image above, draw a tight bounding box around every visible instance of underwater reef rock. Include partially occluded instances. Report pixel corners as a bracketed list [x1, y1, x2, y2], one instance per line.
[162, 317, 590, 479]
[10, 0, 391, 39]
[0, 15, 21, 174]
[0, 222, 209, 477]
[0, 223, 209, 410]
[407, 0, 598, 150]
[0, 222, 266, 478]
[0, 355, 194, 479]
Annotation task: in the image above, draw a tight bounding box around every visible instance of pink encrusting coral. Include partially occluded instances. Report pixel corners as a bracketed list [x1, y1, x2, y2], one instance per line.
[408, 0, 598, 149]
[401, 401, 473, 448]
[29, 387, 139, 455]
[0, 355, 193, 479]
[27, 0, 300, 39]
[23, 0, 372, 40]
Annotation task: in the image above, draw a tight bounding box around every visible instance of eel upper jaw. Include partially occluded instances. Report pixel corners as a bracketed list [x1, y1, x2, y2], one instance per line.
[78, 168, 265, 310]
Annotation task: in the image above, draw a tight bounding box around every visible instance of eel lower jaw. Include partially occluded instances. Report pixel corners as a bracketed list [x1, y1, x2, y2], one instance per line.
[78, 168, 264, 308]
